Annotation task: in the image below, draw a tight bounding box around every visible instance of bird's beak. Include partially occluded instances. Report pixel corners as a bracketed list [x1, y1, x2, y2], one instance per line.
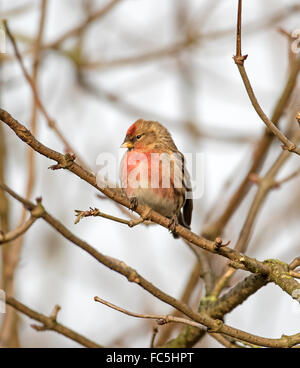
[120, 139, 133, 149]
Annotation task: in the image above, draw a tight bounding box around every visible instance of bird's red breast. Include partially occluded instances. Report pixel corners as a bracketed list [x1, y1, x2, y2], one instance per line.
[120, 119, 193, 229]
[120, 148, 176, 201]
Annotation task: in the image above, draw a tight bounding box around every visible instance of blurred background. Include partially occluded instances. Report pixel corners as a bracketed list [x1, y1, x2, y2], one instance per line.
[0, 0, 300, 348]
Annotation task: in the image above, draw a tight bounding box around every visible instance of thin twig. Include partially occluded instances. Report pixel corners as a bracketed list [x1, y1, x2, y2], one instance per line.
[74, 207, 152, 227]
[6, 296, 103, 348]
[210, 333, 242, 348]
[4, 21, 89, 169]
[0, 216, 36, 245]
[233, 1, 300, 155]
[94, 296, 206, 330]
[290, 270, 300, 279]
[155, 260, 202, 347]
[44, 0, 122, 49]
[276, 168, 300, 187]
[1, 114, 300, 346]
[290, 257, 300, 271]
[2, 111, 300, 299]
[150, 327, 159, 348]
[203, 57, 300, 240]
[0, 182, 298, 348]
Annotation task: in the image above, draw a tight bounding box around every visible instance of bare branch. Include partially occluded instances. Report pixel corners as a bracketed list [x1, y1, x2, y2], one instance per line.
[0, 216, 36, 245]
[94, 296, 205, 330]
[4, 21, 89, 169]
[1, 110, 300, 301]
[150, 327, 159, 348]
[44, 0, 122, 49]
[203, 57, 300, 240]
[233, 1, 300, 155]
[6, 296, 103, 348]
[0, 181, 300, 347]
[290, 257, 300, 271]
[74, 206, 152, 227]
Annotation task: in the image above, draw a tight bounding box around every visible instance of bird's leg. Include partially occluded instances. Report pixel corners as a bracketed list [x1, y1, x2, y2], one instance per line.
[129, 197, 138, 210]
[168, 214, 179, 235]
[128, 206, 152, 228]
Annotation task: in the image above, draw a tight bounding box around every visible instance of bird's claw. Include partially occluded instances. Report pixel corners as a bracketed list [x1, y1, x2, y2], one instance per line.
[130, 197, 138, 210]
[168, 214, 178, 235]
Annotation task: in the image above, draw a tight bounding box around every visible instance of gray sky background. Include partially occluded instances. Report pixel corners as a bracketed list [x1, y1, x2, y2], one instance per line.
[0, 0, 300, 347]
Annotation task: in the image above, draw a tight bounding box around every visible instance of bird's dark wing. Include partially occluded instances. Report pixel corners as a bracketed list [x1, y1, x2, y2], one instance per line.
[178, 152, 193, 227]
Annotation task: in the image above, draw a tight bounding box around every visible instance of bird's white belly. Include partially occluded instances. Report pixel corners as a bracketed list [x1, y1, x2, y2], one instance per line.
[129, 187, 177, 218]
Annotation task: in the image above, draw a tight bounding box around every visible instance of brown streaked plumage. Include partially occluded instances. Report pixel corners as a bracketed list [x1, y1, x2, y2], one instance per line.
[120, 119, 193, 237]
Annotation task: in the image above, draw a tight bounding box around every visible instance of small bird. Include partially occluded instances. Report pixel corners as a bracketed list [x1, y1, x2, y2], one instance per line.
[120, 119, 193, 237]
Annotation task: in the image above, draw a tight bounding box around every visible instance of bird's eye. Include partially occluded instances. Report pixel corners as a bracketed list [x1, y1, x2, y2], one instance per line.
[136, 134, 142, 140]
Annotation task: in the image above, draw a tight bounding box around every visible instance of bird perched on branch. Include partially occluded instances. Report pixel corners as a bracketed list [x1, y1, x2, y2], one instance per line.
[120, 119, 193, 238]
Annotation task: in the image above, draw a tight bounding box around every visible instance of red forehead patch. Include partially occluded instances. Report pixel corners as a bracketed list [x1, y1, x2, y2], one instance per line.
[126, 123, 136, 136]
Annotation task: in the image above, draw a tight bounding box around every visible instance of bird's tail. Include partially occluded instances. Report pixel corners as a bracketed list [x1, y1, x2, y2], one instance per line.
[172, 212, 191, 239]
